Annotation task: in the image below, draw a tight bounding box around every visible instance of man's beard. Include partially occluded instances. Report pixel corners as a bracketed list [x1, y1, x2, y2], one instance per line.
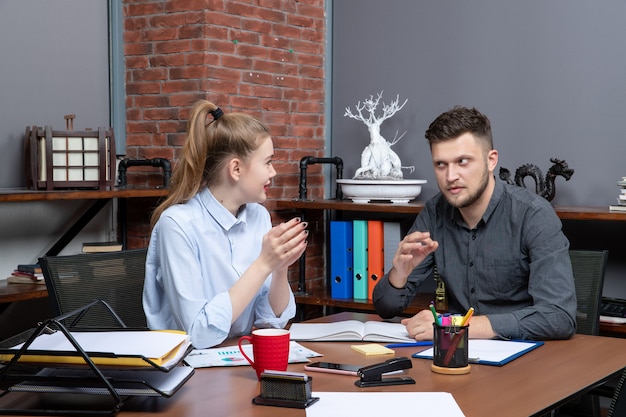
[446, 169, 490, 209]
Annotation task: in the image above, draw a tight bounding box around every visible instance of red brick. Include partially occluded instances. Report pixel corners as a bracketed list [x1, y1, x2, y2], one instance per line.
[155, 40, 192, 55]
[132, 68, 167, 81]
[143, 28, 178, 42]
[124, 0, 327, 289]
[169, 66, 209, 80]
[162, 79, 202, 94]
[126, 3, 165, 17]
[179, 25, 204, 40]
[165, 0, 207, 13]
[125, 42, 153, 56]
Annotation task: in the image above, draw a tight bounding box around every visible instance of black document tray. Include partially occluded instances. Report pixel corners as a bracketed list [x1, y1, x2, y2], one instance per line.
[0, 300, 194, 416]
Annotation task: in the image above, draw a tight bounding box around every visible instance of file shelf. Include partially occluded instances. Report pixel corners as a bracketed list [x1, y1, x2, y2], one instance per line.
[276, 199, 626, 317]
[0, 187, 169, 256]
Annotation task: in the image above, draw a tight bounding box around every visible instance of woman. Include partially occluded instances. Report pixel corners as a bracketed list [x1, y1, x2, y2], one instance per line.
[143, 100, 308, 348]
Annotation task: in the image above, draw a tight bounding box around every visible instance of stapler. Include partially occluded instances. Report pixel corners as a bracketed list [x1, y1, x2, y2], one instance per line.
[355, 357, 416, 388]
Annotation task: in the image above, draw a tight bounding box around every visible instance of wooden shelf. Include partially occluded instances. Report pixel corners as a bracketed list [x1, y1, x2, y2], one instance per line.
[0, 187, 170, 256]
[0, 187, 169, 202]
[0, 281, 48, 304]
[277, 198, 626, 221]
[599, 321, 626, 338]
[296, 292, 432, 316]
[277, 199, 425, 214]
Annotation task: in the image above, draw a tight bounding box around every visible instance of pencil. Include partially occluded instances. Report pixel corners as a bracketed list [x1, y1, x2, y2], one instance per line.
[461, 307, 475, 326]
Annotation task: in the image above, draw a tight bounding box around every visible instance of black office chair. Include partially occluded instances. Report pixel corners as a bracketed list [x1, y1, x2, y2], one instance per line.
[608, 368, 626, 417]
[570, 250, 609, 336]
[39, 248, 148, 329]
[555, 250, 609, 417]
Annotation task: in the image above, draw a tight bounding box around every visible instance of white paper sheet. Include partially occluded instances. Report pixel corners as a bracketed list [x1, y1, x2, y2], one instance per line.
[306, 392, 466, 417]
[12, 331, 188, 359]
[184, 341, 322, 368]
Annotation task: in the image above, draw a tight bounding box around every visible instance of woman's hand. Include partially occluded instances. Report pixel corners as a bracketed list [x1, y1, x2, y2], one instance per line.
[258, 217, 308, 274]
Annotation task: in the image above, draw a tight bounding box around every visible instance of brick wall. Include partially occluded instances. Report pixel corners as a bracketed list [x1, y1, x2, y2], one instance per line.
[122, 0, 327, 292]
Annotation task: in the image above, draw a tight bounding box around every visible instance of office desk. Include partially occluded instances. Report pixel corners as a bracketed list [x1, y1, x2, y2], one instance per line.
[2, 312, 626, 417]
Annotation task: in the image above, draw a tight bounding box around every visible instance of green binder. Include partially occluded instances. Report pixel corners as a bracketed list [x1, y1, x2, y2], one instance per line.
[352, 220, 368, 299]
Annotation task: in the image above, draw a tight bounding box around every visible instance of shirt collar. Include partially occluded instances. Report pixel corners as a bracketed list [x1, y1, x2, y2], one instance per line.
[450, 177, 503, 228]
[481, 179, 504, 224]
[199, 188, 248, 231]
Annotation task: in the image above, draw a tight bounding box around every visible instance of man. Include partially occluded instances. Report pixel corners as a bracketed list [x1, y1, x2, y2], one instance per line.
[373, 106, 576, 340]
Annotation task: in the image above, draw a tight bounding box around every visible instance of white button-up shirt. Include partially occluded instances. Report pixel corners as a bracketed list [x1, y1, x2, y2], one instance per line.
[143, 187, 296, 348]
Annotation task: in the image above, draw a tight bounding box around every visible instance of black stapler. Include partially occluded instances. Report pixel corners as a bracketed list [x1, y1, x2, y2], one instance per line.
[355, 357, 416, 388]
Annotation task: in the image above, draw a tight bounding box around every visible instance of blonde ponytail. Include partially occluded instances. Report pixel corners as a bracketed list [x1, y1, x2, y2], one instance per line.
[151, 100, 270, 228]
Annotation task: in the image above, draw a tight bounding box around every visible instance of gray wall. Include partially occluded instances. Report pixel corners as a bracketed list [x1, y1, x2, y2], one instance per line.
[0, 0, 110, 189]
[0, 0, 113, 278]
[331, 0, 626, 207]
[331, 0, 626, 298]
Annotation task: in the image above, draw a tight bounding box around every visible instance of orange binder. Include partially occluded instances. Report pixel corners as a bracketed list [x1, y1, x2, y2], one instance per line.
[367, 220, 384, 299]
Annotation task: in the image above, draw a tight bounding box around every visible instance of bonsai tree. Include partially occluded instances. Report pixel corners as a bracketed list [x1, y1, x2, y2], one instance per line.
[344, 91, 414, 180]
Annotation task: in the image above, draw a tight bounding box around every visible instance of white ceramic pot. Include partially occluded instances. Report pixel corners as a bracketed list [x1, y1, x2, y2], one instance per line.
[336, 179, 427, 204]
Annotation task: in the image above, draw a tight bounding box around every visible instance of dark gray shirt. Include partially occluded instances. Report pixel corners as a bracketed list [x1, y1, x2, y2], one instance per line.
[373, 180, 577, 340]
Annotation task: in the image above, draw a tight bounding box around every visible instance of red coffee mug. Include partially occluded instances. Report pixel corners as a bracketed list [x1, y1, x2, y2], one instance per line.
[238, 328, 290, 380]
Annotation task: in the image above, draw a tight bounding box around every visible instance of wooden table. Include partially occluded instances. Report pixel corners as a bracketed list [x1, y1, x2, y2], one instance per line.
[4, 312, 619, 417]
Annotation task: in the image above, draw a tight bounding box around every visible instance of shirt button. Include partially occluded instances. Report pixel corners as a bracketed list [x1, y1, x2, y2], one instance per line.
[469, 261, 474, 267]
[472, 234, 477, 240]
[470, 288, 476, 294]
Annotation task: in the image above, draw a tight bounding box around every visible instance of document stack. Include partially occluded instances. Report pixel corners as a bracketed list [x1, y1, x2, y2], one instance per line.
[609, 177, 626, 212]
[0, 300, 194, 416]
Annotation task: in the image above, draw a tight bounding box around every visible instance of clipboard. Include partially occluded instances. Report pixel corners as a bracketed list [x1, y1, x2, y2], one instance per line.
[412, 339, 544, 366]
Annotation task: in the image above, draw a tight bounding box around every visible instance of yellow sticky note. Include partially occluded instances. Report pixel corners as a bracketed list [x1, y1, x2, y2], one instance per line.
[350, 343, 394, 356]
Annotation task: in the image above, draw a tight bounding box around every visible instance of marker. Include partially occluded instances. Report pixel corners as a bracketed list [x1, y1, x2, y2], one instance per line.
[385, 341, 434, 349]
[461, 307, 475, 326]
[429, 303, 441, 326]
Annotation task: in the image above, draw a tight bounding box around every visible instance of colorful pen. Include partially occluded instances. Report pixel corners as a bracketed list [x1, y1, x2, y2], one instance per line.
[429, 303, 441, 326]
[461, 307, 475, 326]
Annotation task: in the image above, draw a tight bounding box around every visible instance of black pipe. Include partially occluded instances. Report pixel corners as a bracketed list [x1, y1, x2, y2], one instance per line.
[298, 156, 343, 200]
[294, 156, 343, 296]
[118, 158, 171, 187]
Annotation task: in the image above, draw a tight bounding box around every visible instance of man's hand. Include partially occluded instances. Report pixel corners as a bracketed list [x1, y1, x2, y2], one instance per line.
[401, 310, 436, 340]
[388, 231, 438, 289]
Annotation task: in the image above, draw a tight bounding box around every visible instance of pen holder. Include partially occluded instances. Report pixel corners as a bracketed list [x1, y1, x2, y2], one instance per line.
[431, 323, 470, 375]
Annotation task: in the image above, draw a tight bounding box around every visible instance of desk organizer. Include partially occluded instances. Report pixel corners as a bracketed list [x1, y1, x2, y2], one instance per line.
[25, 121, 116, 191]
[0, 300, 193, 416]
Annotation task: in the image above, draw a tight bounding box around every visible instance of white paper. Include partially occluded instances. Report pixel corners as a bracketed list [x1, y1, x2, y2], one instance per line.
[415, 339, 540, 364]
[12, 331, 188, 359]
[306, 392, 465, 417]
[184, 341, 322, 368]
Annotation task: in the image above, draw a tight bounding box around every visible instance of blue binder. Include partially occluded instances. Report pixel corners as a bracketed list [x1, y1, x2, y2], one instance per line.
[329, 220, 353, 299]
[352, 220, 368, 299]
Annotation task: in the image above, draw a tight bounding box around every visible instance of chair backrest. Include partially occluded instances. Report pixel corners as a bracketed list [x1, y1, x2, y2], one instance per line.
[39, 248, 148, 328]
[570, 249, 608, 336]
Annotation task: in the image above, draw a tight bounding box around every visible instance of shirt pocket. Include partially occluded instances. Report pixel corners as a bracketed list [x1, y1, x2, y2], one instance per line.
[480, 257, 529, 300]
